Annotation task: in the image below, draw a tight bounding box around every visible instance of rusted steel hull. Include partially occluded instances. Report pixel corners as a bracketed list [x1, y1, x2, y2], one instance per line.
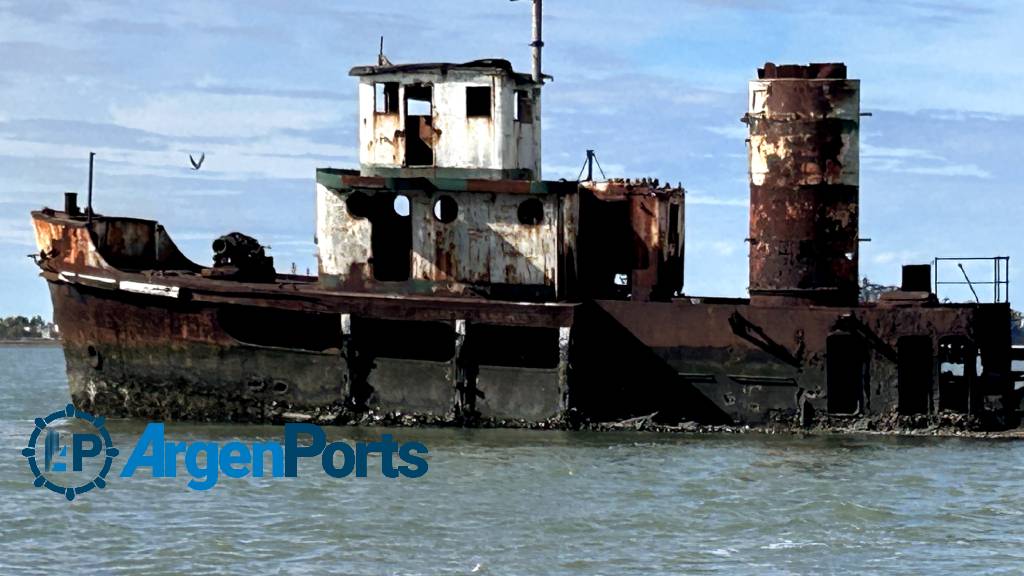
[51, 281, 347, 422]
[578, 299, 1012, 427]
[47, 270, 1015, 430]
[49, 279, 572, 424]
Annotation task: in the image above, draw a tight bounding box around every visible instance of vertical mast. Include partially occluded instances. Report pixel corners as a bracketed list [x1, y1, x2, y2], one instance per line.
[87, 151, 95, 225]
[531, 0, 543, 84]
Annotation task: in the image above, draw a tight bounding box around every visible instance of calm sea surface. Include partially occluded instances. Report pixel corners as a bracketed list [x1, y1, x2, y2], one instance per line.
[2, 345, 1024, 575]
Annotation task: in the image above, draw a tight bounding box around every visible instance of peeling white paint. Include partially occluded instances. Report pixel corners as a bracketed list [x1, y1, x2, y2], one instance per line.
[356, 68, 540, 178]
[119, 280, 179, 298]
[316, 182, 372, 279]
[77, 273, 116, 284]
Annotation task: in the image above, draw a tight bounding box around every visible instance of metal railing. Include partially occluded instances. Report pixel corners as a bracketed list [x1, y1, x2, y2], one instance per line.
[933, 256, 1009, 303]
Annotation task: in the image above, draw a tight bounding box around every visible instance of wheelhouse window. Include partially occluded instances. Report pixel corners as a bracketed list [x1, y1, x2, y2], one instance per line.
[374, 82, 399, 114]
[466, 86, 492, 118]
[514, 89, 533, 123]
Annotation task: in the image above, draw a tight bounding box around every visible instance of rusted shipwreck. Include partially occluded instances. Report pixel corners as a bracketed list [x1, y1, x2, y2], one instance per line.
[30, 58, 1020, 431]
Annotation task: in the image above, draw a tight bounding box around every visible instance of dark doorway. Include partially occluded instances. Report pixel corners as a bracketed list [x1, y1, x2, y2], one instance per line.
[404, 84, 433, 166]
[938, 336, 975, 413]
[369, 193, 412, 281]
[576, 191, 634, 299]
[826, 333, 866, 414]
[897, 336, 933, 415]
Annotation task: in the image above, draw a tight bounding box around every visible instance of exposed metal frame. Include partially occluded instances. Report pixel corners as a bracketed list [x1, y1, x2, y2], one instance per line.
[933, 256, 1009, 303]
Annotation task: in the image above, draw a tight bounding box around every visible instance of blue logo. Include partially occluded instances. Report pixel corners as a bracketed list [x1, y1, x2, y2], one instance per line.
[22, 404, 119, 501]
[25, 409, 428, 498]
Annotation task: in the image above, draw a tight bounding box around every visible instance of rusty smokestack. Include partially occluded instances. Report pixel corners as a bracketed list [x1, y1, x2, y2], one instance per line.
[745, 63, 860, 306]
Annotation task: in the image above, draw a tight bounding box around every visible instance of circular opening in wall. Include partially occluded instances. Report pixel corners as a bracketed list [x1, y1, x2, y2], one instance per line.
[272, 381, 289, 394]
[393, 194, 410, 217]
[517, 198, 544, 225]
[87, 345, 102, 370]
[345, 191, 371, 218]
[433, 195, 458, 223]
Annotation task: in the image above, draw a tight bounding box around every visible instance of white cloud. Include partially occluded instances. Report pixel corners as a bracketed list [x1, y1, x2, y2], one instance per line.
[0, 217, 36, 247]
[686, 192, 747, 207]
[900, 163, 991, 179]
[0, 133, 356, 182]
[871, 250, 923, 265]
[691, 239, 741, 257]
[861, 143, 943, 161]
[110, 92, 350, 139]
[705, 124, 748, 140]
[861, 142, 992, 179]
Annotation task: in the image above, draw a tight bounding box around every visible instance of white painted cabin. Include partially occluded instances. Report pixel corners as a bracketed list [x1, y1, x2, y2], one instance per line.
[349, 59, 541, 180]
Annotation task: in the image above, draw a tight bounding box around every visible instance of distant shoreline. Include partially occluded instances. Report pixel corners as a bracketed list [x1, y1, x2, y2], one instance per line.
[0, 339, 62, 347]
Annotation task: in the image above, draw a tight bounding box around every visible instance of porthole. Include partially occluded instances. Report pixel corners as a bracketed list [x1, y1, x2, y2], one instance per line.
[87, 345, 102, 370]
[393, 194, 410, 217]
[345, 191, 371, 218]
[433, 195, 458, 223]
[517, 198, 544, 225]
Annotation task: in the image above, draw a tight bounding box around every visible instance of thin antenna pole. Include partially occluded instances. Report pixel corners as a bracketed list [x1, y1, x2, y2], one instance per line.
[87, 152, 95, 225]
[958, 263, 980, 303]
[531, 0, 543, 84]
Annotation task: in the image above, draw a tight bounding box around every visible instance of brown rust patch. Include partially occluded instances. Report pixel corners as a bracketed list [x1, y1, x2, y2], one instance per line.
[747, 63, 860, 306]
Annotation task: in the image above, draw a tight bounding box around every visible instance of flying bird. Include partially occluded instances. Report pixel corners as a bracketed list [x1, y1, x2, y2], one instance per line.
[189, 153, 205, 170]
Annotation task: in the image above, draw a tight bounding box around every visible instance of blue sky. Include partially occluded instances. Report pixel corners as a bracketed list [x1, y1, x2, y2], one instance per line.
[2, 0, 1022, 317]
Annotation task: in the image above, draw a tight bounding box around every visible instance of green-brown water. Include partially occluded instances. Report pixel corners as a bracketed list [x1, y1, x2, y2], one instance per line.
[2, 345, 1023, 575]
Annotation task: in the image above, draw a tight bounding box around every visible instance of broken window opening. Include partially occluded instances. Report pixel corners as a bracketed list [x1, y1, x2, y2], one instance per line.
[466, 86, 492, 118]
[514, 90, 533, 123]
[405, 85, 432, 116]
[826, 333, 867, 415]
[374, 82, 399, 114]
[668, 204, 680, 247]
[433, 195, 458, 223]
[897, 335, 933, 415]
[404, 84, 433, 166]
[517, 198, 544, 225]
[938, 335, 975, 413]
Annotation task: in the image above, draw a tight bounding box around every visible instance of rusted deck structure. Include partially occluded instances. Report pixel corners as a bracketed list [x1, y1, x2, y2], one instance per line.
[30, 60, 1020, 431]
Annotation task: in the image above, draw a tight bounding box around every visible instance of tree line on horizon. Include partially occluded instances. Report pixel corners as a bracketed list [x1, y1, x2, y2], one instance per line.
[0, 315, 56, 339]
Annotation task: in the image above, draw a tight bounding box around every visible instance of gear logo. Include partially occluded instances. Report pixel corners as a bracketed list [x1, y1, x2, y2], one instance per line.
[22, 404, 119, 501]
